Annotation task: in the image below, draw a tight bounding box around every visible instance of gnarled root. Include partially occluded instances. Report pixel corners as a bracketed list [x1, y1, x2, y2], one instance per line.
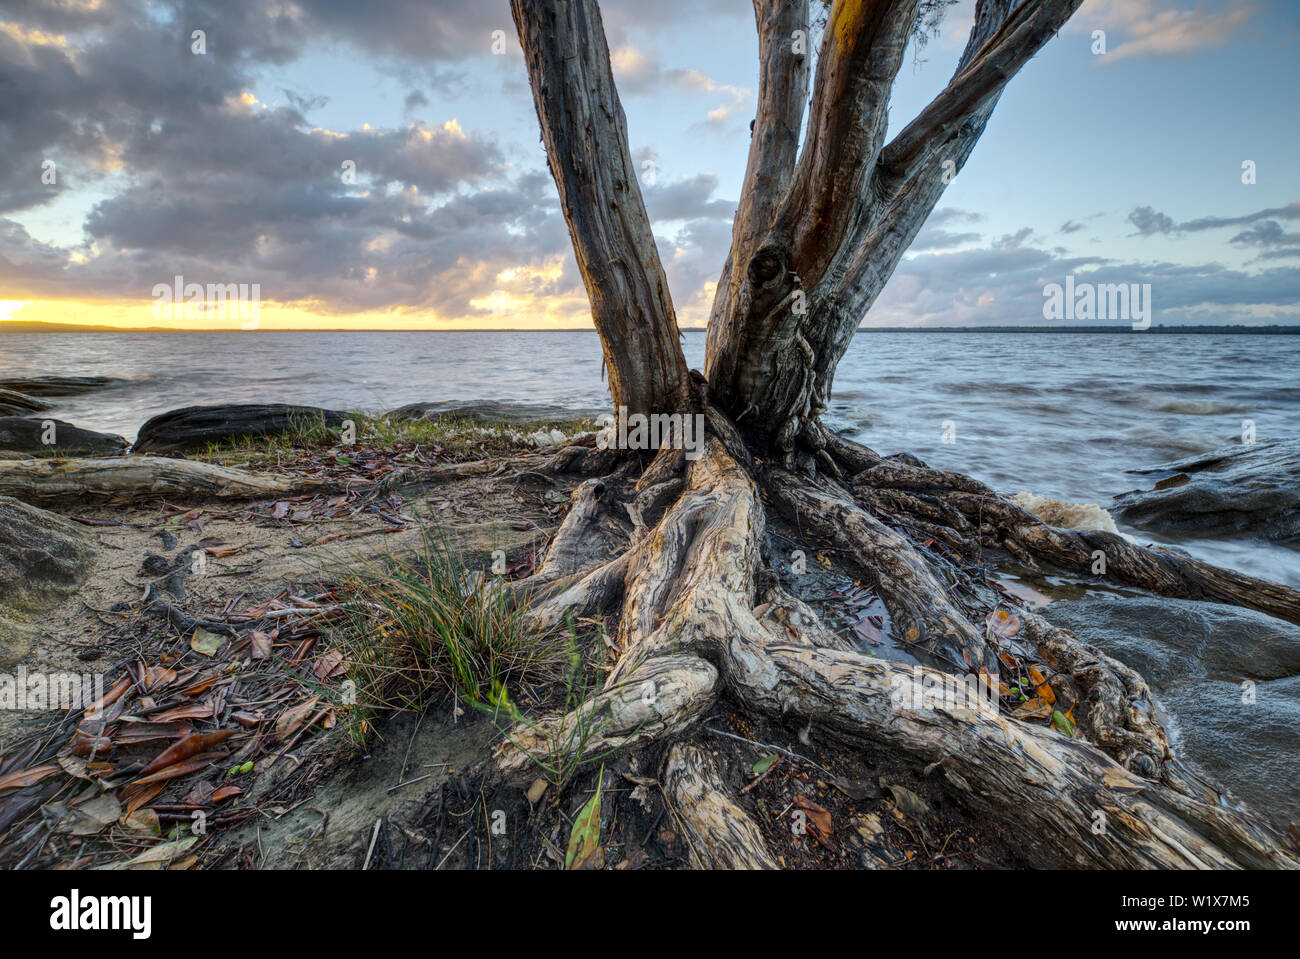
[491, 432, 1297, 868]
[663, 742, 776, 869]
[848, 454, 1300, 626]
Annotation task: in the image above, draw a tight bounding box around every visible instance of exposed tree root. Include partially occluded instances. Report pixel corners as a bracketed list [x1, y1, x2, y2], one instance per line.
[663, 742, 777, 869]
[0, 454, 335, 504]
[847, 453, 1300, 626]
[488, 430, 1298, 869]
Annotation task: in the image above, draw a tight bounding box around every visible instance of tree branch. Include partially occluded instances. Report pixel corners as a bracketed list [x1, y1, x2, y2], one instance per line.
[511, 0, 691, 417]
[878, 0, 1082, 183]
[706, 0, 811, 364]
[775, 0, 922, 282]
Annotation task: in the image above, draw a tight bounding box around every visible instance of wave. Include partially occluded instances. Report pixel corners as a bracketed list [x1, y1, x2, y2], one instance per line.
[1136, 393, 1249, 415]
[1010, 492, 1119, 534]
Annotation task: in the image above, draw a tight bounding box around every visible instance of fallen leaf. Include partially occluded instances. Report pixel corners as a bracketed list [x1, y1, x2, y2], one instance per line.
[313, 649, 344, 680]
[121, 808, 161, 835]
[274, 697, 320, 740]
[1028, 666, 1056, 705]
[139, 731, 236, 777]
[147, 701, 215, 723]
[108, 836, 198, 870]
[128, 751, 227, 788]
[66, 793, 122, 836]
[1051, 709, 1077, 737]
[1012, 697, 1053, 720]
[881, 782, 930, 817]
[986, 609, 1021, 637]
[566, 769, 603, 870]
[250, 631, 272, 660]
[190, 628, 225, 657]
[0, 764, 58, 792]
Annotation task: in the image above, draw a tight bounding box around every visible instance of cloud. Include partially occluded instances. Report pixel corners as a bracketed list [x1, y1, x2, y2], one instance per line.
[643, 175, 736, 222]
[867, 224, 1300, 327]
[610, 46, 751, 130]
[1127, 206, 1176, 236]
[1128, 201, 1300, 246]
[1072, 0, 1257, 62]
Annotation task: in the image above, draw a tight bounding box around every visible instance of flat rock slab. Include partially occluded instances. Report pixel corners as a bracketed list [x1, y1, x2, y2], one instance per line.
[1041, 594, 1300, 826]
[0, 416, 127, 456]
[1115, 439, 1300, 543]
[0, 389, 53, 416]
[387, 400, 601, 425]
[0, 496, 96, 667]
[133, 403, 347, 453]
[0, 375, 122, 397]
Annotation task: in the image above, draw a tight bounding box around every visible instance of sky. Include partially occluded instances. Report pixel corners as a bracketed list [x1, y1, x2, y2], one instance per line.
[1, 0, 1298, 331]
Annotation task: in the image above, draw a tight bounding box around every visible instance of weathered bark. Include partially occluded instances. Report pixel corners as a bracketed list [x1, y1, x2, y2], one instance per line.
[0, 455, 334, 504]
[705, 0, 811, 369]
[663, 742, 777, 869]
[511, 0, 691, 419]
[848, 457, 1300, 627]
[707, 0, 1083, 461]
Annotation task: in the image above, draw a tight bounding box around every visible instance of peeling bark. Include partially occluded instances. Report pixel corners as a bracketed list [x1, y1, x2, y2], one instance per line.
[0, 455, 333, 504]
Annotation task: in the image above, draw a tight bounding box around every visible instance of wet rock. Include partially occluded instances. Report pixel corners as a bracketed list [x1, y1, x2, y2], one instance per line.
[133, 403, 347, 453]
[0, 375, 121, 397]
[0, 417, 127, 456]
[1114, 439, 1300, 543]
[1041, 594, 1300, 825]
[386, 400, 601, 425]
[0, 496, 96, 667]
[0, 389, 52, 416]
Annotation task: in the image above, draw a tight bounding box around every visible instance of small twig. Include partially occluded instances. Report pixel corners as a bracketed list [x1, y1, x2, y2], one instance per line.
[363, 818, 383, 870]
[702, 725, 834, 776]
[436, 828, 472, 870]
[387, 773, 433, 793]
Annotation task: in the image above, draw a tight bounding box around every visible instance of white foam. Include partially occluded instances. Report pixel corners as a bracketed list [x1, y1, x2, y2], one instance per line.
[1010, 492, 1120, 534]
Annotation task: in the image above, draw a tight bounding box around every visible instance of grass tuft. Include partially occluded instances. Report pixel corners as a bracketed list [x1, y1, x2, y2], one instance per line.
[333, 530, 565, 722]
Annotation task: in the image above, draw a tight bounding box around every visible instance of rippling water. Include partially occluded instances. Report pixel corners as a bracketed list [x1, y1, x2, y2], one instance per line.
[3, 329, 1297, 584]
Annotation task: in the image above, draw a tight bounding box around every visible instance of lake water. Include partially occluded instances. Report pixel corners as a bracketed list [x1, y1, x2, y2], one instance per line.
[2, 329, 1297, 586]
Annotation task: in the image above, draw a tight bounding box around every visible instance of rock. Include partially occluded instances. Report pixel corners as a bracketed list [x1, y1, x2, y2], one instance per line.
[0, 388, 52, 416]
[1040, 594, 1300, 826]
[0, 496, 96, 667]
[133, 404, 347, 453]
[386, 400, 601, 426]
[0, 375, 121, 397]
[0, 417, 127, 456]
[1114, 439, 1300, 543]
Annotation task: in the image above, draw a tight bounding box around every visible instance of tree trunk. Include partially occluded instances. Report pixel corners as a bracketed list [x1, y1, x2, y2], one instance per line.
[707, 0, 1084, 464]
[510, 0, 691, 420]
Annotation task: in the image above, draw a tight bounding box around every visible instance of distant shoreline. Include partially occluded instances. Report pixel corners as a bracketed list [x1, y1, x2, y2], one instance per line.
[2, 321, 1298, 335]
